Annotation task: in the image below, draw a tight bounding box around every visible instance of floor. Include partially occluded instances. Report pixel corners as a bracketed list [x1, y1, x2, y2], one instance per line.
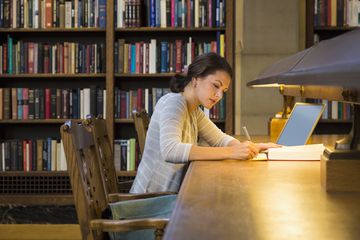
[0, 224, 81, 240]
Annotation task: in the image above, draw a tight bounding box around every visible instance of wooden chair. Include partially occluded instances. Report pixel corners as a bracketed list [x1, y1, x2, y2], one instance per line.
[132, 109, 150, 155]
[83, 117, 120, 194]
[84, 117, 175, 198]
[61, 120, 176, 240]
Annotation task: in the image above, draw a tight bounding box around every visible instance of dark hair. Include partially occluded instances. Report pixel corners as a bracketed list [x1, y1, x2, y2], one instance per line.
[170, 52, 233, 93]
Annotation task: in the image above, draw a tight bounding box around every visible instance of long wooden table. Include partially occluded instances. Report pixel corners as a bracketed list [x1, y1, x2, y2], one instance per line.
[164, 136, 360, 240]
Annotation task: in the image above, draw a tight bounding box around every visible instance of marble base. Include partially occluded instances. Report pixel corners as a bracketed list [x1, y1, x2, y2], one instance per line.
[0, 204, 77, 224]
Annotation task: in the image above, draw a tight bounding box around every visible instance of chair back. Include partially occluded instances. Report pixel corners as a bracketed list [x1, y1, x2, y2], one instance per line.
[132, 109, 150, 155]
[60, 121, 108, 240]
[85, 118, 119, 194]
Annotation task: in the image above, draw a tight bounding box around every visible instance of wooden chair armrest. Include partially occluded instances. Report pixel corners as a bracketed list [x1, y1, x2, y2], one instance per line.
[108, 192, 177, 202]
[90, 218, 168, 232]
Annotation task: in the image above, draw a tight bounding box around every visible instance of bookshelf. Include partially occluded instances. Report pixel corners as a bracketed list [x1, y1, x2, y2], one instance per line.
[305, 0, 358, 46]
[305, 0, 353, 134]
[0, 0, 235, 204]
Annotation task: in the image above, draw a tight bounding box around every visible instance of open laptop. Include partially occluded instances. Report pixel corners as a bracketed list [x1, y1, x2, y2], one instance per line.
[276, 103, 325, 146]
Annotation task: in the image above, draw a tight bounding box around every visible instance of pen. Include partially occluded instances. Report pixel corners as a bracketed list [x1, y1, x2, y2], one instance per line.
[242, 126, 252, 141]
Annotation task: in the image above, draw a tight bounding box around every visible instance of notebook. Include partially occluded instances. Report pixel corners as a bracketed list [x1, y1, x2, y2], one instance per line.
[276, 103, 325, 146]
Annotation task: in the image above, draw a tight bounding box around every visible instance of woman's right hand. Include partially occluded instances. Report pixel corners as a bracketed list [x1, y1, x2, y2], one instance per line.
[230, 141, 259, 160]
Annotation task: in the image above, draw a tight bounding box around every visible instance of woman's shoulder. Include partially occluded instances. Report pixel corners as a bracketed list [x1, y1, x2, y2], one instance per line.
[158, 92, 186, 106]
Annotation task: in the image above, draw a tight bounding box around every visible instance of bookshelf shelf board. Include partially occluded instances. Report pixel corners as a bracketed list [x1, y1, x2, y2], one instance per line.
[0, 28, 106, 33]
[115, 119, 134, 123]
[0, 194, 74, 205]
[115, 27, 226, 32]
[117, 171, 137, 177]
[318, 119, 352, 123]
[212, 119, 226, 123]
[0, 74, 106, 78]
[314, 26, 358, 32]
[0, 119, 79, 124]
[115, 73, 176, 78]
[0, 171, 68, 176]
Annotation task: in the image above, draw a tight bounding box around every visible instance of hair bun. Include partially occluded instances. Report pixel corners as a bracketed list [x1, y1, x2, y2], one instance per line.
[170, 74, 187, 93]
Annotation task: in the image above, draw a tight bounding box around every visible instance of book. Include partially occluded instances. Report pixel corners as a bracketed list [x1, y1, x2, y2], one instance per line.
[255, 144, 326, 161]
[0, 88, 3, 119]
[3, 88, 11, 120]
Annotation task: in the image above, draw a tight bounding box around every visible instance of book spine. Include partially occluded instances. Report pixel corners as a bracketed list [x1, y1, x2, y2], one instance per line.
[45, 0, 52, 27]
[47, 137, 51, 170]
[56, 88, 61, 118]
[96, 88, 103, 117]
[62, 89, 69, 119]
[7, 35, 12, 74]
[150, 0, 155, 26]
[36, 139, 43, 171]
[31, 140, 36, 171]
[45, 88, 51, 119]
[120, 139, 128, 170]
[0, 1, 4, 28]
[160, 41, 167, 73]
[28, 88, 35, 119]
[0, 89, 3, 120]
[22, 88, 29, 120]
[129, 138, 136, 171]
[98, 0, 106, 28]
[89, 85, 96, 116]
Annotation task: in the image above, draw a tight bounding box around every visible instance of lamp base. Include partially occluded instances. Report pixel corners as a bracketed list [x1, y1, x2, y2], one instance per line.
[321, 148, 360, 192]
[269, 117, 287, 141]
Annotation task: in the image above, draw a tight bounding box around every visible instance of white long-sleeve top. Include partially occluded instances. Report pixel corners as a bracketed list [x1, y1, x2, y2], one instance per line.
[130, 93, 235, 193]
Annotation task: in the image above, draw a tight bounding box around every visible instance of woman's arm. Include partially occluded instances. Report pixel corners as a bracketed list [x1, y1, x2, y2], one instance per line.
[188, 140, 259, 161]
[196, 109, 235, 147]
[188, 139, 280, 161]
[157, 96, 274, 163]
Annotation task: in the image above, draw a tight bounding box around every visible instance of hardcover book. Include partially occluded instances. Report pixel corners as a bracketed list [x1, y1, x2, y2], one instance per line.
[255, 144, 326, 161]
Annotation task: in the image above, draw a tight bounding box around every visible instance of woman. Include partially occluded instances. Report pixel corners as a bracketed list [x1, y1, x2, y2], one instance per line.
[130, 52, 277, 194]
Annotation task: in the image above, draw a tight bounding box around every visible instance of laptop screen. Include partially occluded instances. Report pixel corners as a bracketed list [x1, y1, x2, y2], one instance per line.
[276, 103, 325, 146]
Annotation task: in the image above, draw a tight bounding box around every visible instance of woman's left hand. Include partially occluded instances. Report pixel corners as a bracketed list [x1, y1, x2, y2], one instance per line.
[256, 142, 282, 151]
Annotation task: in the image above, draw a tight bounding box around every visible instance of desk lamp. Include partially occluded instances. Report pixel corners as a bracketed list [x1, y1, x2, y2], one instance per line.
[247, 28, 360, 192]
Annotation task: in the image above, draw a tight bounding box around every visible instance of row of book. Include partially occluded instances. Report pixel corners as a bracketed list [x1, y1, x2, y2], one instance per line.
[1, 37, 106, 74]
[114, 138, 139, 171]
[114, 34, 224, 74]
[116, 0, 142, 27]
[311, 99, 353, 120]
[323, 100, 353, 120]
[0, 87, 106, 120]
[314, 0, 360, 27]
[0, 137, 142, 172]
[115, 0, 226, 28]
[115, 87, 225, 120]
[0, 0, 225, 29]
[201, 98, 225, 120]
[0, 138, 67, 172]
[0, 0, 106, 29]
[115, 87, 170, 119]
[1, 86, 226, 121]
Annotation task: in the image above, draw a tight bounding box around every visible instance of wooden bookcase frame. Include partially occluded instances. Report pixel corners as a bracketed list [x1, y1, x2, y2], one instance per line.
[0, 0, 235, 204]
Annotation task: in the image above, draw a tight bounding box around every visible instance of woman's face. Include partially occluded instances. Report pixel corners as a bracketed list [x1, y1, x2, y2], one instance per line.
[194, 70, 231, 109]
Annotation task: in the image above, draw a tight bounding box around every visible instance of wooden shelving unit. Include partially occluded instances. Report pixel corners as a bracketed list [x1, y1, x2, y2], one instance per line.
[0, 0, 235, 204]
